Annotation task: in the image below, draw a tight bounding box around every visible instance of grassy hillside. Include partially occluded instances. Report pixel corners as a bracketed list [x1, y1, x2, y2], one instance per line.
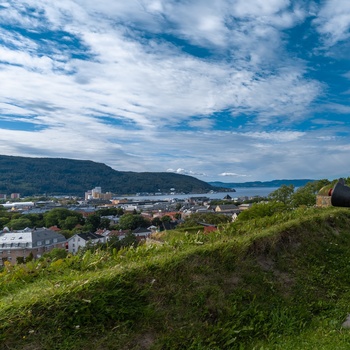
[0, 155, 220, 195]
[2, 207, 350, 349]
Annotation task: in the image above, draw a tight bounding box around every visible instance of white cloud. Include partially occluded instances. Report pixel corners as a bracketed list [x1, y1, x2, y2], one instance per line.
[188, 118, 214, 129]
[0, 117, 348, 182]
[313, 0, 350, 46]
[343, 71, 350, 79]
[231, 0, 290, 17]
[0, 0, 321, 129]
[166, 168, 207, 176]
[219, 172, 250, 177]
[0, 0, 347, 183]
[242, 130, 306, 142]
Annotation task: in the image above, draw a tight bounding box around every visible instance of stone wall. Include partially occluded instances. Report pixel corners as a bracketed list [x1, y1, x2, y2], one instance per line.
[316, 195, 331, 208]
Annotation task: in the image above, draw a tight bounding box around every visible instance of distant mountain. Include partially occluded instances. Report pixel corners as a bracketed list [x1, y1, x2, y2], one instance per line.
[209, 179, 315, 189]
[0, 155, 223, 196]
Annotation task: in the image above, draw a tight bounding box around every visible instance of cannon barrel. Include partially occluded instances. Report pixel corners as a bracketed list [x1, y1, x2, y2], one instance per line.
[330, 178, 350, 207]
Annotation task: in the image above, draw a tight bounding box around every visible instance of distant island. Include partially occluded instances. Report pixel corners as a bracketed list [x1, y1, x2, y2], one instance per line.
[209, 179, 315, 189]
[0, 155, 226, 196]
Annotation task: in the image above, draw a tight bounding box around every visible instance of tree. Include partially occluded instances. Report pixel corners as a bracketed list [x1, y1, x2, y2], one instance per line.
[120, 232, 138, 247]
[26, 252, 34, 262]
[268, 184, 295, 205]
[59, 216, 80, 230]
[44, 208, 83, 228]
[174, 213, 182, 220]
[99, 217, 111, 230]
[85, 214, 101, 231]
[161, 215, 171, 223]
[151, 217, 162, 227]
[291, 179, 331, 207]
[0, 217, 10, 229]
[59, 229, 75, 239]
[7, 218, 32, 230]
[10, 213, 22, 220]
[16, 256, 25, 264]
[43, 248, 68, 260]
[25, 213, 44, 228]
[118, 214, 150, 230]
[105, 236, 122, 250]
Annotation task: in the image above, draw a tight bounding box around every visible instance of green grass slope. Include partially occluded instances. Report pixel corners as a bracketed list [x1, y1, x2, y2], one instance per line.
[2, 207, 350, 349]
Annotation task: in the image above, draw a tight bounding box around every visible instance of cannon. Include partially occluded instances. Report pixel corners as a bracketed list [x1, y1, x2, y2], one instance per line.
[330, 178, 350, 207]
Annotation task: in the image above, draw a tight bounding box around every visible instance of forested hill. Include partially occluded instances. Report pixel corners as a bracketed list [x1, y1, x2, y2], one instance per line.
[0, 155, 220, 196]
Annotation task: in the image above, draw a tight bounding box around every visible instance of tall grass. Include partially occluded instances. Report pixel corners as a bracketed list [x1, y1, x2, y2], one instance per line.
[1, 207, 350, 349]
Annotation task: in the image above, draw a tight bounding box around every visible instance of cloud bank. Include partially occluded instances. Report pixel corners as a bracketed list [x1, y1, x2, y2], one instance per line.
[0, 0, 349, 182]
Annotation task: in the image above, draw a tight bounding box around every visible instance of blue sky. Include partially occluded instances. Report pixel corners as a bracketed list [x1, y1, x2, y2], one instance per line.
[0, 0, 350, 183]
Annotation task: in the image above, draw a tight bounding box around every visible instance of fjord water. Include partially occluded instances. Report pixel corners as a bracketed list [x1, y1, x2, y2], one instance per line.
[119, 187, 280, 201]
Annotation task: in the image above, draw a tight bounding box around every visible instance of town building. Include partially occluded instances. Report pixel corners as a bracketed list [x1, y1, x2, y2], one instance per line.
[1, 201, 35, 210]
[67, 232, 105, 254]
[85, 187, 112, 201]
[238, 203, 253, 210]
[132, 227, 152, 240]
[0, 227, 66, 265]
[215, 204, 239, 213]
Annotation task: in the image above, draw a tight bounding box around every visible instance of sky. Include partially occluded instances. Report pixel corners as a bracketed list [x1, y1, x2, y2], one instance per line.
[0, 0, 350, 183]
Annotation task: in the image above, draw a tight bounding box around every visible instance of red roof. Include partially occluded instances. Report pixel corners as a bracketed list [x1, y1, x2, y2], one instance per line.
[49, 225, 61, 231]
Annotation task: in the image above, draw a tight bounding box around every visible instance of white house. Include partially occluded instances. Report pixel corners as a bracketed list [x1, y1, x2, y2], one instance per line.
[132, 227, 152, 240]
[67, 232, 105, 254]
